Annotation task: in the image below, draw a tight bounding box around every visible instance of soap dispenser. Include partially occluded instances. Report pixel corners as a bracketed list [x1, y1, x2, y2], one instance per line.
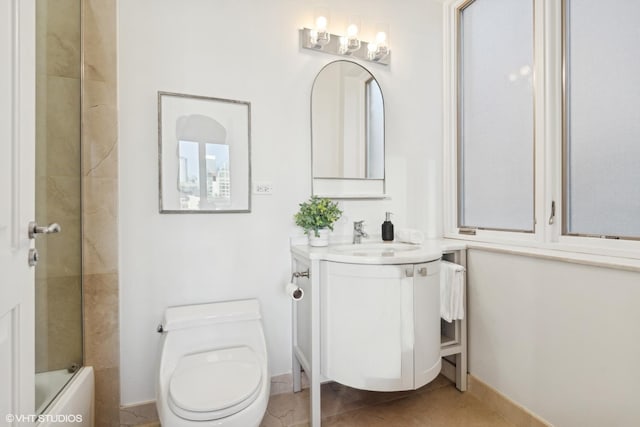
[382, 212, 394, 241]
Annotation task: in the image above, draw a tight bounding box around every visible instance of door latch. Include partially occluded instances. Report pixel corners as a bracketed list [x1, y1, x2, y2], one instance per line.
[28, 248, 39, 267]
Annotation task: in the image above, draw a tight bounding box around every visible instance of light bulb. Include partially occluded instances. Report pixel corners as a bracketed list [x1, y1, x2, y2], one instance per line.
[345, 23, 360, 52]
[313, 14, 330, 46]
[315, 16, 327, 31]
[375, 31, 387, 44]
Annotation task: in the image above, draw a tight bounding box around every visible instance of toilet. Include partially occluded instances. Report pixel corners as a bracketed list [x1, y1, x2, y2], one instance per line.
[156, 299, 270, 427]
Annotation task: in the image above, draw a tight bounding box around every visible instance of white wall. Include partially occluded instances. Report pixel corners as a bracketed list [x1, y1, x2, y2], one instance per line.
[118, 0, 444, 405]
[467, 249, 640, 426]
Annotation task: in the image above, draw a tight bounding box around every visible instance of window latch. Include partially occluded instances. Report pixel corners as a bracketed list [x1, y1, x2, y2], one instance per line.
[459, 227, 477, 235]
[548, 201, 556, 225]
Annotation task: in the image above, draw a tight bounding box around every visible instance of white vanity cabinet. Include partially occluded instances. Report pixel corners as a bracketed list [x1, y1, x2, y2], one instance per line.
[320, 260, 441, 391]
[290, 241, 445, 427]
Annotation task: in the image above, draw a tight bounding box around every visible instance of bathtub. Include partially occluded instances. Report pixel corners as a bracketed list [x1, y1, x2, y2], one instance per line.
[36, 367, 94, 427]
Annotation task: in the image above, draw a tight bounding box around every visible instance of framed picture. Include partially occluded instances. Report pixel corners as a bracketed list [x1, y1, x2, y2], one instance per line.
[158, 91, 251, 213]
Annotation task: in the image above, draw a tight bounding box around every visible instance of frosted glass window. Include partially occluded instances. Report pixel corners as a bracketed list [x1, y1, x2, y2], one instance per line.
[564, 0, 640, 239]
[458, 0, 534, 232]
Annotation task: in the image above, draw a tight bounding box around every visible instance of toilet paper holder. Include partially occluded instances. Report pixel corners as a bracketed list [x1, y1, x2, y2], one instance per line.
[291, 269, 310, 282]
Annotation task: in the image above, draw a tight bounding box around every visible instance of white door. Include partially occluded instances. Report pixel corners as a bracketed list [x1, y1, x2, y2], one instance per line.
[1, 0, 36, 425]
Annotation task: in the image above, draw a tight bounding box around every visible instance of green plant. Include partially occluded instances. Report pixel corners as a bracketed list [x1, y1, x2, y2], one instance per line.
[294, 196, 343, 237]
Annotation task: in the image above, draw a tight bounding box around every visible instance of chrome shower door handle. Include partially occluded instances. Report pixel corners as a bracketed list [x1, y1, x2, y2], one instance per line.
[28, 221, 61, 239]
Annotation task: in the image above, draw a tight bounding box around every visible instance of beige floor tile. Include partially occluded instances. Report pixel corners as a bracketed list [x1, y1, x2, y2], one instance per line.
[260, 375, 515, 427]
[134, 376, 515, 427]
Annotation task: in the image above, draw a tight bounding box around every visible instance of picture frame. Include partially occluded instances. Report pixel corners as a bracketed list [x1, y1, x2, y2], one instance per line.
[158, 91, 251, 213]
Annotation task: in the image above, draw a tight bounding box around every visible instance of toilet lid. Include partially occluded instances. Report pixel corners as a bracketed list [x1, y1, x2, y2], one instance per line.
[169, 346, 262, 414]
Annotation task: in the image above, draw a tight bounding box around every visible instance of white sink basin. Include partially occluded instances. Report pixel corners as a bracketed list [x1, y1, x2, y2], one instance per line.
[330, 243, 421, 257]
[292, 240, 442, 264]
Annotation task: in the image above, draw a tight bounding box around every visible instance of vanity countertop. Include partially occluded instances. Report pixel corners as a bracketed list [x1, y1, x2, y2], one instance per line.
[291, 239, 466, 265]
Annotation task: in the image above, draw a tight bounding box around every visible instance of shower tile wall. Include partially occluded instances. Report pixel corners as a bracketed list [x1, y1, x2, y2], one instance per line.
[81, 0, 120, 426]
[35, 0, 83, 374]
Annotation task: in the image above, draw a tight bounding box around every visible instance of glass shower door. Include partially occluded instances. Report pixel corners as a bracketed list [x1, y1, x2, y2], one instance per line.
[34, 0, 83, 413]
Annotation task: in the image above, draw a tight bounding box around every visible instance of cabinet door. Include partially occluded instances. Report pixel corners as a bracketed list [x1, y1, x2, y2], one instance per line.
[413, 260, 442, 388]
[321, 262, 414, 391]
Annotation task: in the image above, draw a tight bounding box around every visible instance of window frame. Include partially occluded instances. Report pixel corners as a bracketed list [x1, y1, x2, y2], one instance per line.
[443, 0, 640, 259]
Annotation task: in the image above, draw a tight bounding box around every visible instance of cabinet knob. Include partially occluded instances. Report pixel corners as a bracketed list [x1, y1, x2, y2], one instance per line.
[405, 267, 414, 277]
[418, 267, 428, 276]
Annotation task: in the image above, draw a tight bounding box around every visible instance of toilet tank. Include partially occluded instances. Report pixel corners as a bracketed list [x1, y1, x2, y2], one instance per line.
[162, 299, 262, 331]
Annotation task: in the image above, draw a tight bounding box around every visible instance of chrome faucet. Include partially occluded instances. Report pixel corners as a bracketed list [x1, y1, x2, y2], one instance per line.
[353, 220, 369, 244]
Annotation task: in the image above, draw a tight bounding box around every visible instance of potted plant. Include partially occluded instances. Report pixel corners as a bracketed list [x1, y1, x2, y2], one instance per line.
[294, 196, 343, 247]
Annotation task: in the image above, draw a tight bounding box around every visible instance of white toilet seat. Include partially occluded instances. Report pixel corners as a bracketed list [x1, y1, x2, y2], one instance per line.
[168, 346, 263, 421]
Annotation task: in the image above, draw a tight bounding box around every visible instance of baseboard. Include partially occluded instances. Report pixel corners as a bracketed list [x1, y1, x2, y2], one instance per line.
[467, 374, 553, 427]
[120, 401, 158, 426]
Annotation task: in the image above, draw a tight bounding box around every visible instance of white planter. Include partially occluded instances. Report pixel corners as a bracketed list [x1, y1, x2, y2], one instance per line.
[308, 228, 329, 247]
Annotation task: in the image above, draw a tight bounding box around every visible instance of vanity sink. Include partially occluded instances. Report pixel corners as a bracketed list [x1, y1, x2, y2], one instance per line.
[330, 243, 420, 257]
[291, 240, 442, 265]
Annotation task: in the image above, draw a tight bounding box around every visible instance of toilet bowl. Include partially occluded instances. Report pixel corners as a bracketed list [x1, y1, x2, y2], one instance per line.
[156, 299, 270, 427]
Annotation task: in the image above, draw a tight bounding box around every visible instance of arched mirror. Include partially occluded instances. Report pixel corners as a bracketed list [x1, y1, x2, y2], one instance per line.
[311, 61, 385, 198]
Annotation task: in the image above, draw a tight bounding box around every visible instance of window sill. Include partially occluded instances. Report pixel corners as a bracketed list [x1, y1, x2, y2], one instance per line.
[442, 235, 640, 273]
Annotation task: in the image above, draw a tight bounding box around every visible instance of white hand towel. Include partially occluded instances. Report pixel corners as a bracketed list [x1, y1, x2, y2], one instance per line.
[395, 228, 425, 244]
[440, 261, 465, 322]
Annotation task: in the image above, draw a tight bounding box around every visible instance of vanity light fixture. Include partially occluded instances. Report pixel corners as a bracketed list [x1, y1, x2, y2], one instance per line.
[300, 17, 390, 65]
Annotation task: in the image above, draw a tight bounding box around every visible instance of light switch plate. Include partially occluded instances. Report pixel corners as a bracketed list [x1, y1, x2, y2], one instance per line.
[253, 181, 273, 195]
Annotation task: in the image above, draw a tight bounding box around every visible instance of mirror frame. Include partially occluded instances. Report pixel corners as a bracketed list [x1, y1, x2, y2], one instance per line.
[158, 91, 252, 213]
[310, 60, 386, 199]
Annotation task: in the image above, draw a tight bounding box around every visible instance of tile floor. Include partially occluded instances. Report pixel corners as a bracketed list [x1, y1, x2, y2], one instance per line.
[260, 375, 515, 427]
[135, 376, 515, 427]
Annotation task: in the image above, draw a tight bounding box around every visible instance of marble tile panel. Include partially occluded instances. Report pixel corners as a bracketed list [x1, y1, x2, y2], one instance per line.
[45, 275, 83, 371]
[94, 366, 121, 427]
[35, 85, 48, 178]
[80, 1, 119, 426]
[45, 0, 81, 79]
[82, 0, 116, 83]
[83, 176, 117, 217]
[83, 177, 118, 275]
[83, 273, 119, 369]
[36, 175, 81, 222]
[82, 79, 117, 178]
[45, 76, 81, 177]
[40, 217, 82, 278]
[35, 0, 47, 78]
